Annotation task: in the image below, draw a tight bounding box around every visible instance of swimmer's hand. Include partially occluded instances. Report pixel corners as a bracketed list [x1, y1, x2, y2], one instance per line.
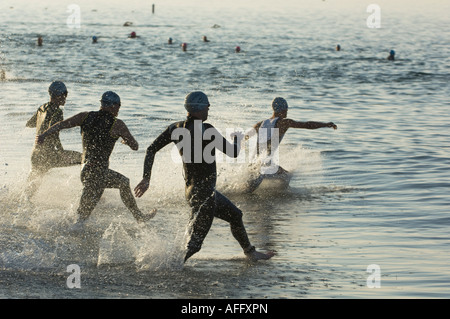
[327, 122, 337, 130]
[134, 178, 150, 198]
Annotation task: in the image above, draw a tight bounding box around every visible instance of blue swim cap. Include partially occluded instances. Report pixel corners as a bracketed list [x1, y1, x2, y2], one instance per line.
[101, 91, 121, 107]
[48, 81, 67, 96]
[390, 50, 395, 56]
[184, 91, 210, 113]
[272, 97, 288, 113]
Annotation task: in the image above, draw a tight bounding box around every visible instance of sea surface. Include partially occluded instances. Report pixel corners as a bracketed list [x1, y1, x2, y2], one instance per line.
[0, 0, 449, 299]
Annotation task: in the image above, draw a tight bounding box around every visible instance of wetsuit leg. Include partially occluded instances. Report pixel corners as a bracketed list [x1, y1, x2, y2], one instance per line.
[25, 151, 52, 198]
[101, 169, 144, 220]
[77, 166, 106, 220]
[53, 150, 82, 168]
[24, 166, 48, 198]
[184, 189, 216, 262]
[214, 191, 252, 250]
[25, 150, 82, 198]
[244, 174, 264, 193]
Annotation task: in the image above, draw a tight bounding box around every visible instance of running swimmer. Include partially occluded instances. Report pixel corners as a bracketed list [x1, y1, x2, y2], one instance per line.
[134, 91, 275, 263]
[241, 97, 337, 193]
[36, 91, 155, 225]
[25, 81, 82, 197]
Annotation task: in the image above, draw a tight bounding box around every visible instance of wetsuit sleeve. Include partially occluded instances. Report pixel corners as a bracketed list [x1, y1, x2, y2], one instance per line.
[26, 111, 38, 128]
[206, 124, 240, 158]
[142, 126, 173, 179]
[51, 109, 65, 151]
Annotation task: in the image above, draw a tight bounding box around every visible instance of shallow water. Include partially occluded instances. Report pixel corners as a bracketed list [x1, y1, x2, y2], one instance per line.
[1, 0, 450, 299]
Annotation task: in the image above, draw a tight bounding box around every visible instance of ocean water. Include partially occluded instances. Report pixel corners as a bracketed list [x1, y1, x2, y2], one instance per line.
[0, 0, 449, 299]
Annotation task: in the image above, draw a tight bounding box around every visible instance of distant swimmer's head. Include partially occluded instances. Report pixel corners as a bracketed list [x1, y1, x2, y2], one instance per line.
[336, 44, 341, 51]
[387, 49, 395, 61]
[101, 91, 121, 116]
[235, 46, 241, 53]
[130, 31, 137, 38]
[92, 36, 98, 43]
[181, 42, 187, 51]
[48, 81, 68, 105]
[272, 97, 288, 115]
[184, 91, 210, 120]
[168, 37, 173, 44]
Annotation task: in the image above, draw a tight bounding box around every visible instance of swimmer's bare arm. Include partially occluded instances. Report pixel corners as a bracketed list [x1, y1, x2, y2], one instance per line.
[280, 118, 337, 130]
[134, 126, 172, 198]
[111, 119, 139, 151]
[244, 121, 262, 140]
[35, 112, 89, 145]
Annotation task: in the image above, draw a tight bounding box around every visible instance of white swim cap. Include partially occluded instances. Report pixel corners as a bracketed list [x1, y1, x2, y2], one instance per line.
[184, 91, 210, 113]
[272, 97, 288, 113]
[101, 91, 121, 107]
[48, 81, 67, 97]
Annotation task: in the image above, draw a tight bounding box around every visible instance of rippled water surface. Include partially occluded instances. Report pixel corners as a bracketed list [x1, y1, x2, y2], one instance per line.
[1, 0, 449, 299]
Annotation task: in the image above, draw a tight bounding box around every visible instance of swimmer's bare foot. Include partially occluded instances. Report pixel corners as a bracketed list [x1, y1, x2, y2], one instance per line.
[244, 246, 275, 261]
[135, 208, 157, 223]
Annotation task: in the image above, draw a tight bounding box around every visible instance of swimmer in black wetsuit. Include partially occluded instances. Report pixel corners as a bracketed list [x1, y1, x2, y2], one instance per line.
[134, 91, 275, 263]
[37, 91, 155, 225]
[25, 81, 82, 197]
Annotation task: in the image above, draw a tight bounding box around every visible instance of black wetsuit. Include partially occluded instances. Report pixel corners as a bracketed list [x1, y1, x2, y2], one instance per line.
[143, 116, 253, 260]
[26, 102, 82, 172]
[77, 110, 141, 221]
[25, 102, 82, 196]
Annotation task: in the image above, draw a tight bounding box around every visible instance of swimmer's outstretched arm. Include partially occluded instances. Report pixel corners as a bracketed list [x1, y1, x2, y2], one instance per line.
[134, 126, 172, 198]
[243, 121, 262, 140]
[36, 112, 89, 145]
[281, 119, 337, 130]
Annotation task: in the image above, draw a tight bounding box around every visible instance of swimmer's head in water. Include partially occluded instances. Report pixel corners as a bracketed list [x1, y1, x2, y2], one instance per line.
[390, 49, 395, 56]
[48, 81, 68, 97]
[101, 91, 121, 107]
[184, 91, 210, 113]
[272, 97, 288, 113]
